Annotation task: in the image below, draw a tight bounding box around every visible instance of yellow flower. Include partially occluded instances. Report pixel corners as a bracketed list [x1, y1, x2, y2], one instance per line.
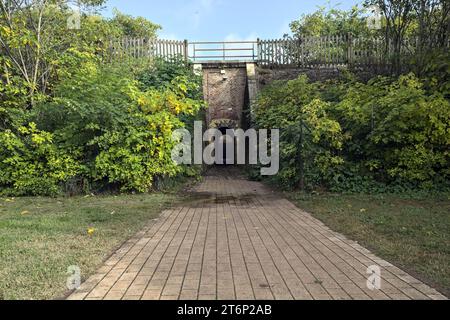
[87, 228, 96, 236]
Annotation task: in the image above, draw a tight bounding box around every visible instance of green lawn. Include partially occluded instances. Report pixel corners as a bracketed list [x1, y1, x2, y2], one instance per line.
[0, 193, 177, 300]
[287, 192, 450, 297]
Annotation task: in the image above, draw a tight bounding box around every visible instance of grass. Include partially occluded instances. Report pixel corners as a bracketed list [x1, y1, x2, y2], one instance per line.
[287, 192, 450, 297]
[0, 193, 177, 300]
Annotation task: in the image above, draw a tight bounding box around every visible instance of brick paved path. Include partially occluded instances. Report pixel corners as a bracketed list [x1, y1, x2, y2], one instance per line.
[68, 173, 447, 300]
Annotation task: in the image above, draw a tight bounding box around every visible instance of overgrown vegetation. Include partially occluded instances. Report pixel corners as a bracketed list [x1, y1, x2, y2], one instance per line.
[289, 5, 372, 38]
[253, 2, 449, 193]
[0, 1, 204, 196]
[254, 74, 450, 193]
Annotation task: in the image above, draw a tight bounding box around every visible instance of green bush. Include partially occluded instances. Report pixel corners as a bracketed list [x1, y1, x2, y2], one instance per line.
[335, 74, 450, 188]
[254, 75, 345, 189]
[253, 73, 450, 192]
[35, 60, 203, 194]
[136, 57, 205, 133]
[0, 58, 204, 196]
[0, 123, 79, 196]
[91, 74, 203, 192]
[0, 4, 204, 197]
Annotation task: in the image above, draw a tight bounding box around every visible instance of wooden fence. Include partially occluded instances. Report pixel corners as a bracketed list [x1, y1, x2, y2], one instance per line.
[257, 34, 427, 68]
[108, 35, 447, 68]
[108, 38, 188, 61]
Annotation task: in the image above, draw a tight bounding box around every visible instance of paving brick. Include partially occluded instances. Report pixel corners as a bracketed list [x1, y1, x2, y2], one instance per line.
[142, 289, 162, 300]
[68, 175, 447, 301]
[180, 290, 199, 300]
[104, 291, 125, 300]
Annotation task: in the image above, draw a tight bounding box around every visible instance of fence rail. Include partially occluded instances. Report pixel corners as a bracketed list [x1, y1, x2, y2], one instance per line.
[189, 41, 257, 61]
[108, 35, 448, 68]
[109, 38, 188, 61]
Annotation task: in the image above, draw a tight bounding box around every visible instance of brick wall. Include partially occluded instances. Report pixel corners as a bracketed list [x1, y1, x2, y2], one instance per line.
[202, 65, 248, 128]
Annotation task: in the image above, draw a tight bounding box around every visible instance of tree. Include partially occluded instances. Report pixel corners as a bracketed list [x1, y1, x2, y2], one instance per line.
[364, 0, 449, 74]
[110, 9, 161, 38]
[289, 5, 372, 38]
[0, 0, 107, 107]
[411, 0, 450, 73]
[0, 1, 160, 109]
[364, 0, 414, 74]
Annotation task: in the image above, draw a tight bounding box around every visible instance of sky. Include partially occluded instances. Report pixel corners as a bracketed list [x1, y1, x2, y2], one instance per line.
[102, 0, 362, 41]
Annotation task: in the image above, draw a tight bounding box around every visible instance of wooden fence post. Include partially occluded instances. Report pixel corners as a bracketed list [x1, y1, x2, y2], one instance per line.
[347, 32, 354, 67]
[256, 38, 260, 63]
[183, 39, 189, 64]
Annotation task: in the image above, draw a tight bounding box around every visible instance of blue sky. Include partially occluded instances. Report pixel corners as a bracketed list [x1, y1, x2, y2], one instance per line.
[103, 0, 362, 41]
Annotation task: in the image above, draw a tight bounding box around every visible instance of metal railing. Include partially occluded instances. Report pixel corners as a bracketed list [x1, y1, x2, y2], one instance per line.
[189, 41, 257, 61]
